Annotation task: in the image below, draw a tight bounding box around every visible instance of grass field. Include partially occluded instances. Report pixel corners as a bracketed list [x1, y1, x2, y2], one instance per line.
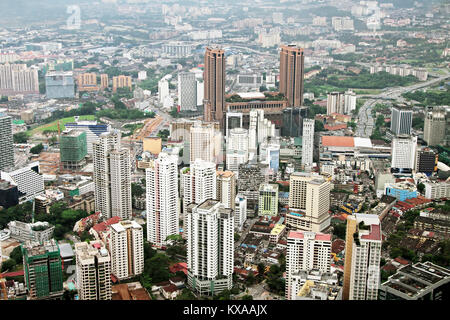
[29, 115, 96, 135]
[352, 88, 383, 95]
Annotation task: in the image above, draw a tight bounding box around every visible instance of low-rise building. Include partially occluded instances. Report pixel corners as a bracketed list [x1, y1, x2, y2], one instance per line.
[379, 262, 450, 300]
[7, 221, 54, 243]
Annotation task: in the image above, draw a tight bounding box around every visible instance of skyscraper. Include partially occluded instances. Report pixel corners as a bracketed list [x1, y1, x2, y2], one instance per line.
[181, 159, 217, 237]
[423, 107, 446, 146]
[287, 173, 331, 232]
[178, 72, 197, 111]
[0, 64, 39, 95]
[281, 107, 307, 137]
[226, 128, 249, 173]
[225, 112, 243, 138]
[45, 71, 75, 99]
[93, 130, 132, 220]
[216, 170, 236, 210]
[279, 45, 304, 107]
[327, 92, 344, 115]
[189, 122, 222, 164]
[301, 119, 314, 166]
[286, 231, 332, 300]
[22, 239, 64, 300]
[203, 47, 226, 128]
[186, 200, 234, 296]
[0, 114, 14, 171]
[109, 220, 144, 280]
[342, 214, 382, 300]
[75, 241, 112, 300]
[391, 135, 417, 172]
[390, 104, 413, 136]
[146, 152, 179, 248]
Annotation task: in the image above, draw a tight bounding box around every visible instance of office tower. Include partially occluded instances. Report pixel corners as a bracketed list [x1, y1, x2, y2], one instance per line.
[77, 73, 98, 91]
[391, 135, 417, 172]
[287, 173, 331, 232]
[279, 45, 304, 107]
[100, 74, 109, 89]
[343, 214, 382, 300]
[112, 75, 132, 93]
[234, 194, 247, 231]
[248, 109, 276, 157]
[344, 90, 356, 114]
[146, 152, 179, 248]
[301, 119, 314, 166]
[186, 200, 234, 296]
[304, 178, 332, 232]
[109, 220, 144, 280]
[423, 107, 446, 146]
[286, 231, 332, 300]
[59, 130, 87, 171]
[226, 112, 243, 138]
[178, 72, 197, 111]
[281, 107, 307, 137]
[45, 71, 75, 99]
[0, 63, 39, 95]
[158, 77, 170, 104]
[75, 241, 112, 300]
[326, 92, 344, 115]
[0, 114, 14, 171]
[415, 148, 438, 176]
[259, 138, 280, 172]
[226, 128, 248, 173]
[93, 130, 132, 220]
[390, 104, 413, 136]
[190, 122, 222, 164]
[203, 47, 226, 128]
[65, 118, 111, 154]
[258, 183, 279, 216]
[0, 162, 44, 203]
[22, 239, 64, 300]
[216, 171, 236, 210]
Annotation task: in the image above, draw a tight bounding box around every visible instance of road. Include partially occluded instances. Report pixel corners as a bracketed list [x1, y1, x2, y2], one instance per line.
[355, 72, 450, 138]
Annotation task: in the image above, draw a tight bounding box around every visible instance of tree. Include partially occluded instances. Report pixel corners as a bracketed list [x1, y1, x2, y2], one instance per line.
[143, 253, 171, 283]
[157, 129, 170, 141]
[176, 288, 196, 300]
[13, 132, 28, 143]
[246, 272, 256, 286]
[30, 143, 44, 154]
[314, 120, 325, 132]
[1, 259, 16, 272]
[10, 245, 23, 265]
[417, 183, 425, 194]
[241, 294, 253, 300]
[131, 183, 145, 198]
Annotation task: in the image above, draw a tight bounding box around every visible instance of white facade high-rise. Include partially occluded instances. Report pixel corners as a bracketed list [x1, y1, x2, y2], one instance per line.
[146, 152, 179, 247]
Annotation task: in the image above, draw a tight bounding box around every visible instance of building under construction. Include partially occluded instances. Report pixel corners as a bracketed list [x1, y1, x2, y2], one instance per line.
[59, 130, 87, 171]
[21, 239, 64, 300]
